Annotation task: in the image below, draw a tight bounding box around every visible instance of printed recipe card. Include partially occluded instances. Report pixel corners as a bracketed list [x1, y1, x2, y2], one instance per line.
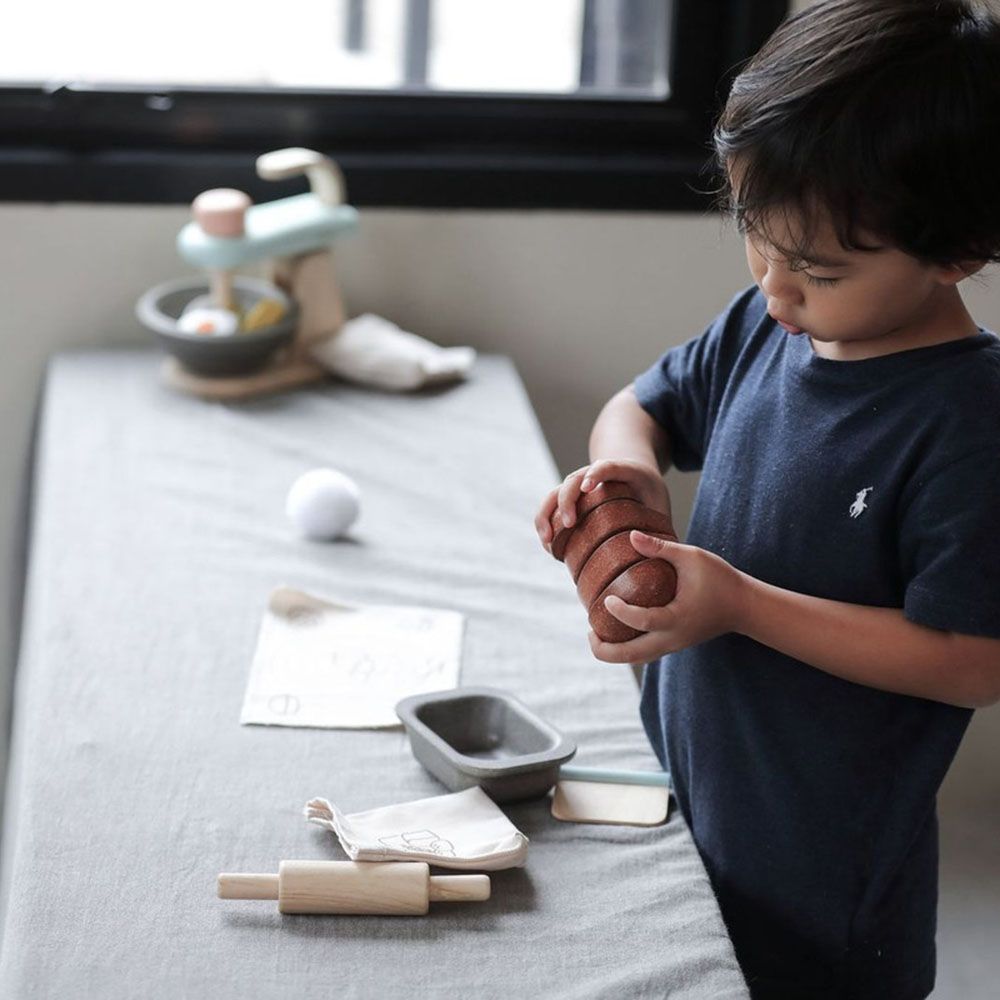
[241, 586, 464, 729]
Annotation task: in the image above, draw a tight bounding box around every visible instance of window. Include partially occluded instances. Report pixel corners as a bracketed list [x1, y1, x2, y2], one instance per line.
[6, 0, 671, 100]
[0, 1, 788, 209]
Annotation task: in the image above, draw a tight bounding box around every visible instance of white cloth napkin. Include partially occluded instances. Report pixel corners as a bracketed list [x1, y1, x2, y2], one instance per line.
[304, 787, 529, 871]
[311, 313, 476, 391]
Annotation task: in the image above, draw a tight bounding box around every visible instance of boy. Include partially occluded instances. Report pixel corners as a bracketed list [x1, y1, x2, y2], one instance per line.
[534, 2, 1000, 997]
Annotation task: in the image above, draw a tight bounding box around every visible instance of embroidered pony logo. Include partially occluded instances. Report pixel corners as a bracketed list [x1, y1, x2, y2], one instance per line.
[849, 487, 874, 519]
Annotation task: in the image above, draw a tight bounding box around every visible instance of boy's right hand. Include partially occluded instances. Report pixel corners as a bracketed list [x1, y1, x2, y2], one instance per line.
[534, 458, 674, 553]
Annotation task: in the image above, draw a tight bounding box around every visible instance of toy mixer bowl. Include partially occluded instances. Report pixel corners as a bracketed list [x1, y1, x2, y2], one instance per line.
[136, 275, 298, 377]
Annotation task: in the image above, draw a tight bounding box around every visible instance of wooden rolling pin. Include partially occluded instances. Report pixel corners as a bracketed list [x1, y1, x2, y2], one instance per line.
[218, 860, 491, 915]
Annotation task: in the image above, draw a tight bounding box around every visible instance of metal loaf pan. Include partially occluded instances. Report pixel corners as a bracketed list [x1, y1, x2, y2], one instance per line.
[395, 687, 577, 803]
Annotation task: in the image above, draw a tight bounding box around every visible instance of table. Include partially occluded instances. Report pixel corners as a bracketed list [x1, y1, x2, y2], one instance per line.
[0, 349, 748, 999]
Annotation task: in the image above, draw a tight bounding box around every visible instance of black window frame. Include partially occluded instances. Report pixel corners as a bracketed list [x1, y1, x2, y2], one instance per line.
[0, 1, 787, 210]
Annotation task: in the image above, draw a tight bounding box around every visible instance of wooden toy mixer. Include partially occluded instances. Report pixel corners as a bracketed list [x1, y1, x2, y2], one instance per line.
[167, 147, 359, 399]
[218, 860, 491, 915]
[548, 481, 678, 642]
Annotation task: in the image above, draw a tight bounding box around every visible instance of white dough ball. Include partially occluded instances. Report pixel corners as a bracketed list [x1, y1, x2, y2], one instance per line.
[286, 468, 361, 540]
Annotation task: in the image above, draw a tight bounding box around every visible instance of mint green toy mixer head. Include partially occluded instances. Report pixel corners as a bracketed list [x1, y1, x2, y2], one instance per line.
[177, 148, 358, 274]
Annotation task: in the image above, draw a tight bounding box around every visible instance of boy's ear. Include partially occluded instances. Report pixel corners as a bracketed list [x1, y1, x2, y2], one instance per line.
[936, 260, 987, 284]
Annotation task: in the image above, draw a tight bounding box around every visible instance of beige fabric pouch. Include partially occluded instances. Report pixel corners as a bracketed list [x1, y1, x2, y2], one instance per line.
[304, 786, 529, 871]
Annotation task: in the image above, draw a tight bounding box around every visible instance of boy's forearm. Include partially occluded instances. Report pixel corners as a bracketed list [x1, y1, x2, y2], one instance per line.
[734, 573, 1000, 709]
[589, 385, 670, 470]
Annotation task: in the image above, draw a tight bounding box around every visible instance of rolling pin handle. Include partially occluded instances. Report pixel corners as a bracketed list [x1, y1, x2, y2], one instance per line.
[217, 873, 280, 900]
[428, 874, 491, 903]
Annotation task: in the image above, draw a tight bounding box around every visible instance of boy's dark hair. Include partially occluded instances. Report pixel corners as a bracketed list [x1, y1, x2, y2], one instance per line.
[713, 0, 1000, 268]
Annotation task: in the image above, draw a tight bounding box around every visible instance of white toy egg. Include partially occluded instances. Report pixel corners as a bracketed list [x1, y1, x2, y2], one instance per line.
[177, 306, 239, 337]
[285, 468, 361, 540]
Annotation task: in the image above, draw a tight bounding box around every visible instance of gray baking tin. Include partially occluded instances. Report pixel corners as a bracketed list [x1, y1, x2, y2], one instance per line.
[395, 687, 577, 802]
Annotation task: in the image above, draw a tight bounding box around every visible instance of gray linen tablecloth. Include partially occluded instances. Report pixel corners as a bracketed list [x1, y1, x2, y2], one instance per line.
[0, 349, 747, 999]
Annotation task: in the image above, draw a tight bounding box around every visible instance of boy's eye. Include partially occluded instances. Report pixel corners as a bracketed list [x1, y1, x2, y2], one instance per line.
[804, 272, 840, 287]
[802, 271, 840, 285]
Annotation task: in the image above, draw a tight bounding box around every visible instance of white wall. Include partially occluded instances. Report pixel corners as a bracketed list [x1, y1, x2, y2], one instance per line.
[2, 202, 1000, 816]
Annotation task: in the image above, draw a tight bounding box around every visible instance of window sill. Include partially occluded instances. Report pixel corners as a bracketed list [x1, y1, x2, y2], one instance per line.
[0, 145, 715, 212]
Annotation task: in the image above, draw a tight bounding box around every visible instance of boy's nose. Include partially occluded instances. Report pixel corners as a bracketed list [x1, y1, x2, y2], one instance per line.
[760, 266, 804, 305]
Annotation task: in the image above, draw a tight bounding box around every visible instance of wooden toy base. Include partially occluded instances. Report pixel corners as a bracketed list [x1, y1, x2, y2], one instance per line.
[162, 355, 328, 400]
[551, 779, 670, 826]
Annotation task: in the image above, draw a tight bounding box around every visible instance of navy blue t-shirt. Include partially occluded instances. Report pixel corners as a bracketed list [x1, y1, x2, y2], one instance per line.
[633, 286, 1000, 1000]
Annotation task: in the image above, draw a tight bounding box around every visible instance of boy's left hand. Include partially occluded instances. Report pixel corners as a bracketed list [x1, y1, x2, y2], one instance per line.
[589, 530, 747, 663]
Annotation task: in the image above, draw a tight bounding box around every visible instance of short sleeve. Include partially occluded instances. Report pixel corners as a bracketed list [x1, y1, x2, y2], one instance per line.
[899, 446, 1000, 638]
[632, 286, 763, 472]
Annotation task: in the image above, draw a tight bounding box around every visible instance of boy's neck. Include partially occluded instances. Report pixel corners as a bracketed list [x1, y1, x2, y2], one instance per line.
[808, 286, 980, 362]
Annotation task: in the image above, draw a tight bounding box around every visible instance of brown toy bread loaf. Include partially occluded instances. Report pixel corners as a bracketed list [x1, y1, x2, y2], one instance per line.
[550, 480, 637, 561]
[588, 559, 678, 643]
[563, 498, 675, 581]
[548, 480, 678, 643]
[576, 528, 674, 608]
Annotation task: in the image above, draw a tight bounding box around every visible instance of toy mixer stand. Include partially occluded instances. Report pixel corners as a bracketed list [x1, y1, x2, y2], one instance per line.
[166, 147, 359, 400]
